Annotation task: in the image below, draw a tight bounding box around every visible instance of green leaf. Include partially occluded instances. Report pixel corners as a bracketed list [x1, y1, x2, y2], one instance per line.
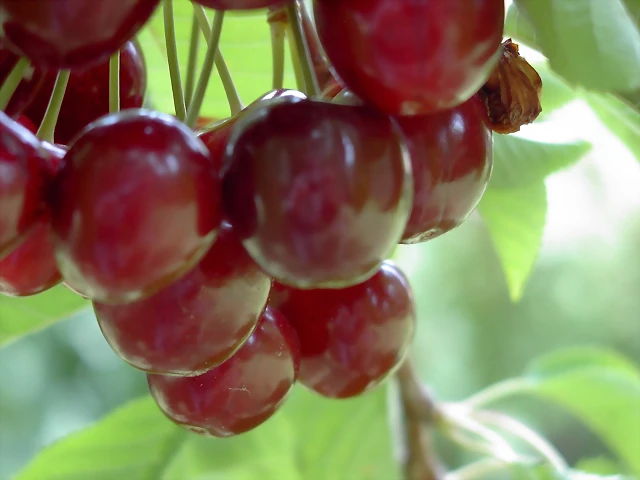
[137, 6, 296, 120]
[505, 3, 539, 48]
[524, 347, 640, 476]
[0, 285, 89, 348]
[478, 183, 547, 301]
[514, 0, 640, 93]
[576, 457, 626, 476]
[17, 387, 398, 480]
[584, 92, 640, 161]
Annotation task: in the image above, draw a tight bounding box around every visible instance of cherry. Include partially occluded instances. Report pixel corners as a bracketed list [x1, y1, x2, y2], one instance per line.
[221, 98, 412, 289]
[147, 306, 300, 438]
[270, 261, 415, 399]
[313, 0, 505, 115]
[0, 143, 66, 296]
[16, 115, 37, 133]
[0, 0, 160, 69]
[25, 40, 147, 145]
[398, 96, 493, 243]
[93, 224, 272, 376]
[192, 0, 289, 10]
[0, 48, 45, 117]
[0, 111, 50, 260]
[51, 109, 221, 304]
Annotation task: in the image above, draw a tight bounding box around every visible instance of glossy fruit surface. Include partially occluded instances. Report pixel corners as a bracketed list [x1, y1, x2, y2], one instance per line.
[0, 142, 65, 296]
[0, 111, 49, 259]
[313, 0, 504, 115]
[222, 99, 412, 289]
[0, 0, 160, 68]
[147, 306, 300, 437]
[51, 109, 221, 304]
[193, 0, 289, 10]
[270, 261, 415, 398]
[398, 96, 492, 243]
[93, 224, 272, 376]
[25, 40, 147, 145]
[0, 48, 45, 117]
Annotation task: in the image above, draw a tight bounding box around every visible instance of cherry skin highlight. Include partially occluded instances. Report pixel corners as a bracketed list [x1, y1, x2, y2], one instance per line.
[147, 306, 300, 437]
[398, 96, 493, 243]
[313, 0, 505, 115]
[51, 109, 221, 304]
[192, 0, 289, 10]
[25, 40, 147, 145]
[0, 0, 160, 68]
[222, 99, 413, 289]
[270, 261, 415, 398]
[0, 47, 45, 117]
[0, 111, 49, 260]
[93, 224, 272, 376]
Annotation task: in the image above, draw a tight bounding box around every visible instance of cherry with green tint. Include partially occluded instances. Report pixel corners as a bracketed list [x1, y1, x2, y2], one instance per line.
[0, 111, 49, 260]
[192, 0, 289, 10]
[222, 99, 412, 289]
[93, 224, 272, 376]
[0, 143, 66, 296]
[147, 306, 300, 437]
[0, 0, 160, 69]
[270, 261, 415, 399]
[399, 96, 493, 244]
[25, 40, 147, 145]
[0, 48, 45, 117]
[51, 109, 221, 304]
[313, 0, 504, 115]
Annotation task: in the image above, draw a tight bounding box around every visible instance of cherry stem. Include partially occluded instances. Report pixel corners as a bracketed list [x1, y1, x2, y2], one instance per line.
[463, 378, 531, 409]
[285, 2, 320, 97]
[0, 57, 30, 111]
[269, 18, 286, 90]
[395, 361, 445, 480]
[163, 0, 187, 121]
[287, 27, 305, 93]
[109, 50, 120, 113]
[446, 458, 511, 480]
[193, 5, 243, 116]
[185, 11, 200, 107]
[185, 10, 225, 129]
[36, 70, 70, 143]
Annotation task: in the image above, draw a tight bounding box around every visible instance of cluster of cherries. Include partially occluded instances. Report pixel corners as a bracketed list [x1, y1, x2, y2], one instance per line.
[0, 0, 504, 438]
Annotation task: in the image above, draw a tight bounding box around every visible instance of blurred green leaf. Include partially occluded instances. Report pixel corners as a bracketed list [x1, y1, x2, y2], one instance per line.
[478, 183, 547, 301]
[576, 458, 626, 476]
[0, 285, 88, 348]
[505, 3, 539, 48]
[452, 460, 632, 480]
[514, 0, 640, 93]
[137, 6, 295, 120]
[585, 93, 640, 161]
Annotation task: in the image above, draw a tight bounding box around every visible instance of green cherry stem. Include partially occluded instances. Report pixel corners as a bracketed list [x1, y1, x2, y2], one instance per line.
[462, 378, 532, 410]
[285, 2, 319, 97]
[0, 57, 30, 111]
[36, 70, 70, 143]
[270, 18, 286, 90]
[185, 10, 225, 129]
[193, 5, 243, 116]
[185, 11, 201, 106]
[163, 0, 187, 121]
[109, 50, 120, 113]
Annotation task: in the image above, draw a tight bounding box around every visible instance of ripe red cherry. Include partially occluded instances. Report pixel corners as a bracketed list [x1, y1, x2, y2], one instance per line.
[0, 143, 66, 296]
[222, 99, 412, 289]
[399, 96, 493, 243]
[270, 261, 415, 399]
[0, 48, 45, 117]
[25, 40, 147, 145]
[313, 0, 505, 115]
[93, 224, 272, 376]
[51, 109, 221, 304]
[192, 0, 289, 10]
[0, 111, 49, 259]
[16, 115, 37, 133]
[0, 0, 160, 69]
[147, 306, 300, 438]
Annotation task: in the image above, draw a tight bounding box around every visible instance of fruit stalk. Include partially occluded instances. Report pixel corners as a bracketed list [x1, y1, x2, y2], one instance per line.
[36, 70, 70, 143]
[109, 51, 121, 113]
[285, 2, 319, 97]
[0, 57, 30, 111]
[270, 16, 286, 90]
[163, 0, 187, 121]
[185, 12, 201, 106]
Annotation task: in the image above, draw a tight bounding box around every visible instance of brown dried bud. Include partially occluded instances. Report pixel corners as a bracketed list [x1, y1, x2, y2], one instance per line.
[479, 39, 543, 134]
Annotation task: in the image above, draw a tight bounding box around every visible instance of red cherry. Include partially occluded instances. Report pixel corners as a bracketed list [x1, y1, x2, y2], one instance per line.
[0, 111, 49, 259]
[51, 109, 221, 304]
[147, 306, 300, 437]
[192, 0, 289, 10]
[15, 115, 37, 133]
[313, 0, 504, 115]
[222, 99, 412, 289]
[0, 0, 160, 69]
[24, 40, 146, 145]
[0, 48, 45, 117]
[270, 261, 415, 399]
[93, 224, 272, 376]
[399, 96, 493, 243]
